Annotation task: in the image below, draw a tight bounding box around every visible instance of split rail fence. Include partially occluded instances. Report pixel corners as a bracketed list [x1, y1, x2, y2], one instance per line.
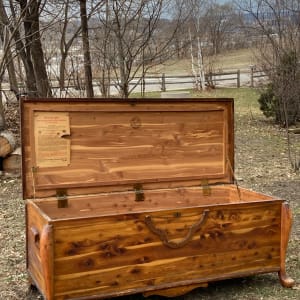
[54, 69, 267, 93]
[0, 68, 268, 101]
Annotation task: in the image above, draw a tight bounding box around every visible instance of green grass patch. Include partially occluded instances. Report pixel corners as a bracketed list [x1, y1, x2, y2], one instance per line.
[192, 87, 261, 114]
[131, 87, 262, 116]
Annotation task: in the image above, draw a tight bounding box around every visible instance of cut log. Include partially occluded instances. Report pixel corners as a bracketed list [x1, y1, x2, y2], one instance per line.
[2, 147, 21, 176]
[288, 128, 300, 134]
[0, 130, 16, 157]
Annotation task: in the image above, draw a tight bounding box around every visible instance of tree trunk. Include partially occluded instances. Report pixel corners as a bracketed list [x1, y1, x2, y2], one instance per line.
[116, 31, 128, 98]
[29, 0, 52, 97]
[21, 50, 38, 97]
[6, 48, 19, 96]
[59, 53, 67, 90]
[0, 0, 19, 98]
[15, 0, 38, 97]
[14, 26, 37, 97]
[79, 0, 94, 98]
[0, 88, 5, 130]
[197, 37, 205, 90]
[189, 28, 200, 91]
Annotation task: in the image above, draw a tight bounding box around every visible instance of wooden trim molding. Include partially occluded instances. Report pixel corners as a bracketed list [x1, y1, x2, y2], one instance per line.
[278, 202, 295, 287]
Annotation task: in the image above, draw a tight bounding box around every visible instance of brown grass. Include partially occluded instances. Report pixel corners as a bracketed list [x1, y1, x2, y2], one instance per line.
[147, 48, 255, 76]
[0, 87, 299, 300]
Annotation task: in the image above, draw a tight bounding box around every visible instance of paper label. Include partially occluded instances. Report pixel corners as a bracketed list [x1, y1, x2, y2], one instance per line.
[34, 112, 70, 167]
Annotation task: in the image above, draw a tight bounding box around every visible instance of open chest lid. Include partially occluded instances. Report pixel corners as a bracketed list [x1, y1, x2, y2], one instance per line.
[21, 98, 234, 199]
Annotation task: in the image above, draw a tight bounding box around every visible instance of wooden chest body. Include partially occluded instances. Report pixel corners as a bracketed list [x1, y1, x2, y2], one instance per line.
[22, 98, 294, 300]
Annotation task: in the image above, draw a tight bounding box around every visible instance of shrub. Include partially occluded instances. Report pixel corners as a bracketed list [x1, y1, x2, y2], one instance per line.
[258, 84, 281, 123]
[258, 51, 300, 126]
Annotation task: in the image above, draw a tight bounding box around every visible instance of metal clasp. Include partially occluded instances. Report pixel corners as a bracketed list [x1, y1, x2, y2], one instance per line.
[173, 212, 181, 218]
[56, 189, 68, 208]
[201, 179, 211, 196]
[133, 183, 145, 202]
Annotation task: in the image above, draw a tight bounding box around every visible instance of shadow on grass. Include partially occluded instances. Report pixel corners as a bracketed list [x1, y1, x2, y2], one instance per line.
[115, 274, 288, 300]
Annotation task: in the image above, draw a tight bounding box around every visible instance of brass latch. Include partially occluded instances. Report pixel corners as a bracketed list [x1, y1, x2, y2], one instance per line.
[56, 189, 68, 208]
[201, 179, 211, 196]
[31, 166, 38, 173]
[133, 183, 145, 202]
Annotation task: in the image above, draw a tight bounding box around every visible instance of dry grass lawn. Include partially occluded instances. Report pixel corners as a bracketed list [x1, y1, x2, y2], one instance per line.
[0, 87, 299, 300]
[147, 48, 255, 76]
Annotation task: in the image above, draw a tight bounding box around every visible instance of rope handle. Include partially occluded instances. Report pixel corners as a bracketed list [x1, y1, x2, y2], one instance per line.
[145, 209, 209, 249]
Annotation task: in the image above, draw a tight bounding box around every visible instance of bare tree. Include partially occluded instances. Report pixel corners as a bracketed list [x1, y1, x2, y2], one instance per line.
[7, 0, 38, 97]
[236, 0, 300, 124]
[0, 24, 18, 96]
[175, 0, 240, 90]
[204, 1, 238, 56]
[0, 0, 32, 98]
[0, 0, 29, 128]
[236, 0, 300, 169]
[188, 0, 206, 90]
[93, 0, 188, 98]
[0, 0, 58, 129]
[58, 0, 82, 91]
[40, 0, 103, 95]
[0, 0, 53, 97]
[28, 0, 52, 97]
[92, 0, 113, 97]
[79, 0, 94, 97]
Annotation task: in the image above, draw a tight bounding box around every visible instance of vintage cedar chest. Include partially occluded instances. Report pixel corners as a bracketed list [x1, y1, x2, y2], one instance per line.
[21, 98, 295, 300]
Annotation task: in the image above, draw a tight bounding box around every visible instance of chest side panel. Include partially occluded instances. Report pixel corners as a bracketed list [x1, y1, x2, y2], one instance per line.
[26, 201, 49, 294]
[51, 201, 281, 299]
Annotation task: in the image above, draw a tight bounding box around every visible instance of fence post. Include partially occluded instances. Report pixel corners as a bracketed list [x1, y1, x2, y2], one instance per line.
[141, 74, 145, 97]
[250, 66, 254, 88]
[161, 73, 166, 92]
[237, 69, 240, 88]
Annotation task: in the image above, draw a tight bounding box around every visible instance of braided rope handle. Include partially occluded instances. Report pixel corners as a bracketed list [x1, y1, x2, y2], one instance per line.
[145, 209, 209, 249]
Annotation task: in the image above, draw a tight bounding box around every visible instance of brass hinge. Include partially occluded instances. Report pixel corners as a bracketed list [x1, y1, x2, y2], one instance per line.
[56, 189, 68, 208]
[133, 183, 145, 202]
[201, 179, 211, 196]
[31, 166, 38, 173]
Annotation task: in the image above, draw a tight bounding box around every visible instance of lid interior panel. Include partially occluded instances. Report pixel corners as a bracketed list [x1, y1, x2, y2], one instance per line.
[22, 99, 234, 199]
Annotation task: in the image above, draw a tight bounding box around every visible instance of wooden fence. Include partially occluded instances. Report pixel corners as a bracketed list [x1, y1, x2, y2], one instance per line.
[85, 69, 266, 92]
[250, 66, 268, 87]
[60, 69, 243, 93]
[0, 68, 268, 101]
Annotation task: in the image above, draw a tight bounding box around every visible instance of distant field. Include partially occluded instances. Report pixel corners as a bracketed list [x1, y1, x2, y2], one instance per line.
[148, 48, 255, 76]
[212, 48, 256, 71]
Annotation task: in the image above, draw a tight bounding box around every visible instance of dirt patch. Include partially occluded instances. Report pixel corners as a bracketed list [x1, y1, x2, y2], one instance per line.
[0, 95, 299, 300]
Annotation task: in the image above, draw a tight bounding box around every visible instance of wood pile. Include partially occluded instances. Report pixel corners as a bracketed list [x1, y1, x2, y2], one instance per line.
[0, 131, 21, 177]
